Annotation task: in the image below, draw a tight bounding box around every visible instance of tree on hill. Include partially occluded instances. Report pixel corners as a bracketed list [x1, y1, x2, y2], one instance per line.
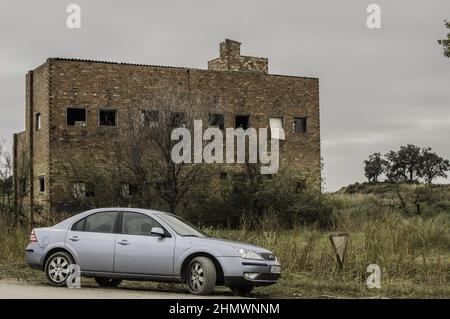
[364, 152, 387, 182]
[418, 147, 450, 184]
[385, 144, 422, 183]
[364, 145, 449, 184]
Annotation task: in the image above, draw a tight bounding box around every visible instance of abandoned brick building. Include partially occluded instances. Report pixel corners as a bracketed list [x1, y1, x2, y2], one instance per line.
[13, 39, 320, 216]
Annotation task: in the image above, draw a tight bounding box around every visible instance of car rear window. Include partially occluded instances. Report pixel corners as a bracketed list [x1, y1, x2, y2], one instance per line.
[71, 212, 117, 233]
[71, 218, 86, 231]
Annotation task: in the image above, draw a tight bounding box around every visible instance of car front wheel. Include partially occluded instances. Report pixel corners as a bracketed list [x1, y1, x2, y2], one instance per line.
[45, 251, 74, 287]
[95, 277, 122, 288]
[187, 257, 216, 295]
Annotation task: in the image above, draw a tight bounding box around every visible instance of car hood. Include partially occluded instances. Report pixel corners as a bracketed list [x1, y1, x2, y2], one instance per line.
[186, 236, 273, 254]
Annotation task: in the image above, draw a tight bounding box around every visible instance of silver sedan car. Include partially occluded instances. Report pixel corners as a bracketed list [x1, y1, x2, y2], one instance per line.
[25, 208, 281, 295]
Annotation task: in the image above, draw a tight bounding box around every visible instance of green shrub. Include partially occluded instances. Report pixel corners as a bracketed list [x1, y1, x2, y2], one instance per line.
[427, 200, 450, 215]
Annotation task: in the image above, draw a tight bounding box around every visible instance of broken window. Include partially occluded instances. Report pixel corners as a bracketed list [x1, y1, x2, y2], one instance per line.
[122, 184, 130, 197]
[99, 109, 117, 126]
[85, 183, 96, 197]
[235, 115, 250, 130]
[141, 110, 159, 127]
[294, 117, 307, 133]
[73, 182, 85, 199]
[73, 182, 95, 198]
[121, 183, 138, 197]
[269, 117, 285, 140]
[220, 171, 228, 179]
[295, 179, 306, 192]
[209, 113, 225, 130]
[67, 108, 87, 126]
[38, 176, 45, 193]
[171, 112, 186, 128]
[35, 113, 41, 130]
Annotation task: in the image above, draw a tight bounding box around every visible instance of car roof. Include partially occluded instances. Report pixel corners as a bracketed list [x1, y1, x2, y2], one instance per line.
[52, 207, 172, 229]
[83, 207, 170, 215]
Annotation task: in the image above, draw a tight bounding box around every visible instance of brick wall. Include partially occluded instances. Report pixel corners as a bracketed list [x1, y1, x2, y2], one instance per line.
[31, 63, 51, 215]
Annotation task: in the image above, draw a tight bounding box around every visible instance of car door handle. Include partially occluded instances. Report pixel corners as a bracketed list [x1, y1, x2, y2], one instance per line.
[118, 240, 129, 246]
[69, 236, 79, 242]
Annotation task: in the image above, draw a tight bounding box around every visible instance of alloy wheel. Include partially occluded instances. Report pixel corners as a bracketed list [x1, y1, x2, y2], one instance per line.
[189, 261, 205, 291]
[48, 256, 70, 283]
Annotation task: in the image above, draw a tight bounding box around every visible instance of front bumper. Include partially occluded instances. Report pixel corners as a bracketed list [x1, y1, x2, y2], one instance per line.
[218, 257, 281, 287]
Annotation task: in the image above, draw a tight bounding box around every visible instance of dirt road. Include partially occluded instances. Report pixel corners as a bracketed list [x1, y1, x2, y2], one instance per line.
[0, 280, 243, 299]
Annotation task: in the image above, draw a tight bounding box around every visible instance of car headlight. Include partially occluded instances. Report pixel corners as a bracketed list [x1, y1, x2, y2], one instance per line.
[237, 248, 264, 260]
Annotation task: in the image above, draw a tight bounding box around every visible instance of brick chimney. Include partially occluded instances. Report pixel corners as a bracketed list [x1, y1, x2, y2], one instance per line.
[220, 39, 242, 59]
[208, 39, 268, 74]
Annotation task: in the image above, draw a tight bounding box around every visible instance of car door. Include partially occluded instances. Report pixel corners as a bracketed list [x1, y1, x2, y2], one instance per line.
[114, 211, 175, 276]
[66, 211, 118, 272]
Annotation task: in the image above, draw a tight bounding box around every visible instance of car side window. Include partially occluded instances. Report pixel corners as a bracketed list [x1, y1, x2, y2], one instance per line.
[82, 212, 117, 233]
[121, 212, 162, 236]
[71, 218, 86, 231]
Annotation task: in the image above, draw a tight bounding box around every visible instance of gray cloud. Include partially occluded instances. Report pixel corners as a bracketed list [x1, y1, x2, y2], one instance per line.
[0, 0, 449, 191]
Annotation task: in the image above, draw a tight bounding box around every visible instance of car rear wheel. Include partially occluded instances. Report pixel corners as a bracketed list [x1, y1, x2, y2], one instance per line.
[187, 257, 216, 295]
[230, 285, 254, 296]
[95, 277, 122, 288]
[45, 251, 74, 287]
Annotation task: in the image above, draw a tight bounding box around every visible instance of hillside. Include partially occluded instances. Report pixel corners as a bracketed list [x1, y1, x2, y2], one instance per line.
[336, 181, 450, 195]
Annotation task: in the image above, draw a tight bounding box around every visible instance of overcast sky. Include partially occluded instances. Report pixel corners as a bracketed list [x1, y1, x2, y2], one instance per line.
[0, 0, 449, 191]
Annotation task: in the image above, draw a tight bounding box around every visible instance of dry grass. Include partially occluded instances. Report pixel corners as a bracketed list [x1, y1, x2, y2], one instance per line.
[0, 218, 29, 264]
[207, 200, 450, 298]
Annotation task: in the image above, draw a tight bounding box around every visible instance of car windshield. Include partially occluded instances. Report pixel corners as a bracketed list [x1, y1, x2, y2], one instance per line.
[155, 213, 208, 237]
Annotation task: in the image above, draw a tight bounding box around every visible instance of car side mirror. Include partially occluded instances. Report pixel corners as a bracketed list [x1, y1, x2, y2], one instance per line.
[150, 227, 165, 237]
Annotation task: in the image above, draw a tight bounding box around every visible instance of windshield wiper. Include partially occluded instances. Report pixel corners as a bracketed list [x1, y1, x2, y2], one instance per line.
[182, 234, 200, 237]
